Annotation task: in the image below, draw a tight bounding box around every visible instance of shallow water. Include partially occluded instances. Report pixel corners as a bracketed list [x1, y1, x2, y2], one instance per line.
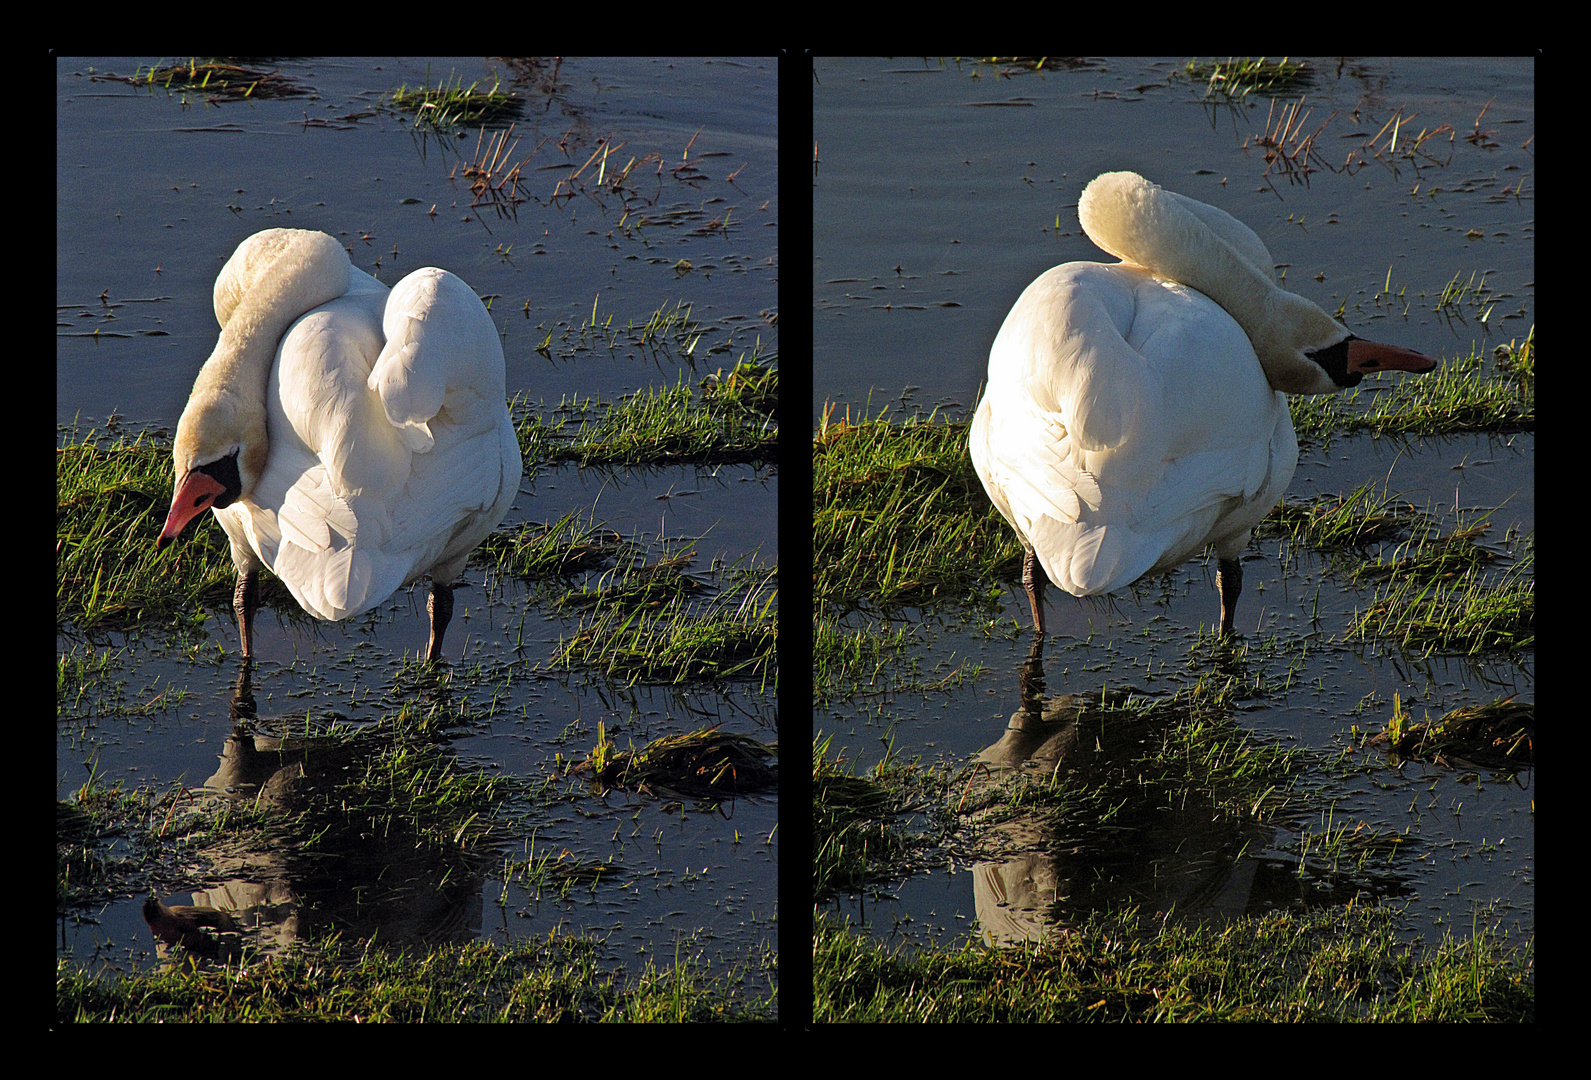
[813, 57, 1532, 953]
[56, 56, 779, 985]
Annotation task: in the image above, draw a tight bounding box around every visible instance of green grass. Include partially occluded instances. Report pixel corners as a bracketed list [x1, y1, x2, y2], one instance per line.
[1258, 477, 1532, 655]
[55, 425, 276, 636]
[1348, 539, 1533, 654]
[808, 657, 1532, 1023]
[813, 405, 1014, 617]
[1262, 481, 1428, 552]
[59, 930, 776, 1022]
[476, 511, 630, 583]
[517, 361, 777, 468]
[814, 904, 1531, 1021]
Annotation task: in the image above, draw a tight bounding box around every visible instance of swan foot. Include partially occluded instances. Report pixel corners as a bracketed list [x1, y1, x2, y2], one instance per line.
[426, 581, 454, 662]
[234, 569, 259, 658]
[1217, 557, 1242, 636]
[1022, 546, 1048, 636]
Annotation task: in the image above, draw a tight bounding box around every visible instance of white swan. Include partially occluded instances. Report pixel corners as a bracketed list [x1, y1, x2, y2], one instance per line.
[970, 171, 1435, 635]
[157, 228, 522, 660]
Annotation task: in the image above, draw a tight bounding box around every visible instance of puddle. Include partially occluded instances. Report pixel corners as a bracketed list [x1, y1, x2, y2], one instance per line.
[56, 56, 778, 986]
[814, 56, 1532, 955]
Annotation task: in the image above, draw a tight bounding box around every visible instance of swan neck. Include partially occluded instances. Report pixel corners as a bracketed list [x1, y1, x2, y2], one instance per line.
[1078, 172, 1344, 395]
[173, 230, 351, 491]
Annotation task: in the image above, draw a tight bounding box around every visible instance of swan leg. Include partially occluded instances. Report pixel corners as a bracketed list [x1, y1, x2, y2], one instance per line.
[426, 581, 454, 662]
[1022, 545, 1048, 636]
[234, 569, 259, 659]
[1217, 557, 1242, 635]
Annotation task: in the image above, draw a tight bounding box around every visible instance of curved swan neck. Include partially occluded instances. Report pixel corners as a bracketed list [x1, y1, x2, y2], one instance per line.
[173, 230, 352, 491]
[1079, 171, 1346, 395]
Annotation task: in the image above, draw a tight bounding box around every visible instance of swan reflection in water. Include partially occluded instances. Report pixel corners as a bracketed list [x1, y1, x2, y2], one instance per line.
[961, 638, 1406, 947]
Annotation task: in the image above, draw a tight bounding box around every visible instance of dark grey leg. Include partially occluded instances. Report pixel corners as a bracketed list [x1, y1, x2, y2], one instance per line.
[234, 569, 258, 659]
[1022, 545, 1047, 637]
[1217, 557, 1242, 636]
[426, 581, 455, 662]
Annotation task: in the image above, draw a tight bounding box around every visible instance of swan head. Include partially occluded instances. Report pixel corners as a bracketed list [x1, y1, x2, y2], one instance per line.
[1079, 171, 1436, 395]
[157, 397, 258, 550]
[1260, 288, 1436, 394]
[1294, 330, 1437, 394]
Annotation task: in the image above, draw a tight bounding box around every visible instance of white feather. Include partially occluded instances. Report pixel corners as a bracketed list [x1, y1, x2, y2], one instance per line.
[970, 171, 1433, 621]
[171, 229, 520, 630]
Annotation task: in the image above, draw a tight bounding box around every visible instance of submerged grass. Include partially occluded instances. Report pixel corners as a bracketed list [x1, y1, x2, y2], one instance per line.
[1366, 692, 1534, 773]
[813, 657, 1531, 1021]
[813, 732, 944, 902]
[575, 722, 776, 802]
[57, 643, 191, 723]
[1262, 481, 1427, 551]
[390, 67, 522, 131]
[59, 615, 773, 1020]
[815, 666, 1324, 906]
[1261, 478, 1532, 655]
[1183, 56, 1311, 99]
[58, 691, 504, 947]
[497, 832, 625, 901]
[478, 511, 631, 583]
[814, 618, 985, 706]
[91, 58, 310, 101]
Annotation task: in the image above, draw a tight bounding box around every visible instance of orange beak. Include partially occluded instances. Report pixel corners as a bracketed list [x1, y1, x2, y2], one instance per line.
[157, 470, 227, 549]
[1345, 339, 1437, 376]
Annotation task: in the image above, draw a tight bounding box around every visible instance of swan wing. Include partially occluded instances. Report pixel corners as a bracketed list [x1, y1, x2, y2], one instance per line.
[264, 265, 516, 615]
[977, 264, 1162, 594]
[368, 268, 507, 453]
[367, 267, 518, 582]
